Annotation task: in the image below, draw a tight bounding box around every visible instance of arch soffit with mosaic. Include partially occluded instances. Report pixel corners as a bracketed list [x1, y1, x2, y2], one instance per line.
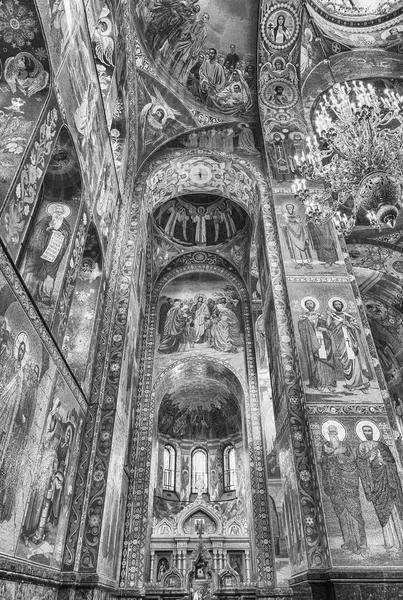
[134, 150, 270, 221]
[151, 356, 248, 415]
[301, 50, 403, 127]
[154, 247, 250, 289]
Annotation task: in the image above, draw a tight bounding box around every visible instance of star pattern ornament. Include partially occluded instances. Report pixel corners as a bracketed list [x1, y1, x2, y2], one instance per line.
[0, 0, 38, 48]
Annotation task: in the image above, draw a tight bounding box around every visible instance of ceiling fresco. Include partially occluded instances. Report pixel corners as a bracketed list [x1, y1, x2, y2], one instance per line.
[349, 243, 403, 285]
[306, 0, 403, 49]
[0, 0, 50, 202]
[135, 0, 258, 119]
[157, 358, 243, 440]
[153, 194, 249, 248]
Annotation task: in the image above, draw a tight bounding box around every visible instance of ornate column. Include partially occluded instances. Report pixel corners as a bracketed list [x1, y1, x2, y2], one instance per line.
[150, 552, 155, 583]
[257, 2, 403, 596]
[245, 550, 250, 584]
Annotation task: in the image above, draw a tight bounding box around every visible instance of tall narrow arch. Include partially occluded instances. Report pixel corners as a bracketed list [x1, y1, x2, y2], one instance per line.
[191, 448, 208, 495]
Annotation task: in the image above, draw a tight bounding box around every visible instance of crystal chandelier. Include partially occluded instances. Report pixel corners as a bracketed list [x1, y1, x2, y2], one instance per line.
[293, 80, 403, 236]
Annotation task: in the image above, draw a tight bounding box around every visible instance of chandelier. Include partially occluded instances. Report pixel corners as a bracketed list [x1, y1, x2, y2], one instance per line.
[293, 80, 403, 236]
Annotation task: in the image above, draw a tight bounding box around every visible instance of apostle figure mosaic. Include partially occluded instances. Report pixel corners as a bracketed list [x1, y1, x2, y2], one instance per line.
[279, 202, 340, 270]
[0, 268, 84, 567]
[317, 419, 403, 561]
[297, 295, 373, 396]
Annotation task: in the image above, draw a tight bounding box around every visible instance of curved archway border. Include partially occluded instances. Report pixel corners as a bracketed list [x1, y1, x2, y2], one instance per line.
[152, 355, 248, 411]
[134, 149, 262, 220]
[122, 241, 277, 588]
[75, 145, 331, 582]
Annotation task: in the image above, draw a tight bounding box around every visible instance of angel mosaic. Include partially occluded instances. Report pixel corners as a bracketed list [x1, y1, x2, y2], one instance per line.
[4, 53, 49, 97]
[140, 86, 191, 149]
[261, 57, 297, 86]
[154, 197, 246, 246]
[93, 3, 115, 67]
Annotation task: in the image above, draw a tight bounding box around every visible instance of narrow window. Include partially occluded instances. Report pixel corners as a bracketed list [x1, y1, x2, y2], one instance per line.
[163, 445, 176, 490]
[192, 448, 208, 493]
[223, 446, 236, 491]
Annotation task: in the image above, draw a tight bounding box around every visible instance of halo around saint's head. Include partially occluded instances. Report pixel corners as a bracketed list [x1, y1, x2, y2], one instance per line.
[46, 202, 71, 218]
[98, 15, 113, 36]
[14, 331, 29, 366]
[15, 52, 41, 77]
[301, 296, 320, 311]
[194, 293, 207, 303]
[65, 423, 75, 443]
[151, 104, 166, 117]
[355, 420, 380, 441]
[328, 296, 347, 311]
[321, 419, 346, 441]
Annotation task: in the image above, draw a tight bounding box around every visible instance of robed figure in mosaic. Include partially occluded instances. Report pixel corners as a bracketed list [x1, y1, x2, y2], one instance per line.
[23, 203, 72, 304]
[326, 298, 372, 393]
[298, 297, 336, 392]
[158, 299, 187, 354]
[356, 422, 403, 556]
[320, 422, 368, 556]
[0, 332, 38, 522]
[280, 203, 312, 269]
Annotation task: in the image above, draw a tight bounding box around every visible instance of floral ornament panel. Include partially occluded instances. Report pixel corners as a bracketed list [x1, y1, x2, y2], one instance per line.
[0, 102, 61, 258]
[0, 0, 50, 207]
[0, 0, 38, 49]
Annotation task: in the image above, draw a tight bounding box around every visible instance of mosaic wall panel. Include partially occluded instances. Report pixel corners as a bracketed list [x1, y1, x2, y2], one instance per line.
[0, 0, 51, 205]
[288, 281, 380, 404]
[0, 242, 86, 571]
[309, 411, 403, 567]
[134, 0, 258, 119]
[155, 271, 247, 381]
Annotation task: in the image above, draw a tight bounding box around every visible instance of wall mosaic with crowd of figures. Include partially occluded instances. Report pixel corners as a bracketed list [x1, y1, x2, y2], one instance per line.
[135, 0, 258, 119]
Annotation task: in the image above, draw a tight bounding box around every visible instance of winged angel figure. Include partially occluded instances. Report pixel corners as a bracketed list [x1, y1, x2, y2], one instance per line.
[139, 85, 191, 150]
[260, 58, 298, 86]
[93, 4, 115, 67]
[4, 53, 49, 97]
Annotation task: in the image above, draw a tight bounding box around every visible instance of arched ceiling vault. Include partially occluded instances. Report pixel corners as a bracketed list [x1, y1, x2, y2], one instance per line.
[154, 358, 244, 441]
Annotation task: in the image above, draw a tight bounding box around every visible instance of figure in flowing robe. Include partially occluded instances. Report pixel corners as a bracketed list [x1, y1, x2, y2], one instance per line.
[199, 48, 226, 102]
[357, 424, 403, 556]
[280, 203, 313, 268]
[22, 203, 72, 303]
[321, 424, 368, 555]
[169, 12, 209, 83]
[211, 300, 242, 353]
[190, 207, 211, 246]
[191, 295, 211, 343]
[298, 298, 336, 391]
[307, 220, 338, 267]
[158, 300, 187, 354]
[0, 334, 38, 523]
[326, 299, 372, 392]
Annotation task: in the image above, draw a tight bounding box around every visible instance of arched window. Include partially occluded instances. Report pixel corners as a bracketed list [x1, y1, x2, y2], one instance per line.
[163, 445, 176, 491]
[223, 446, 236, 491]
[192, 448, 208, 494]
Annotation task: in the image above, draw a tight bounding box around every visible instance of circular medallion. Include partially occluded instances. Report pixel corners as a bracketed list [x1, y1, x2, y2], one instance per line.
[261, 79, 298, 109]
[189, 164, 213, 184]
[392, 260, 403, 274]
[261, 3, 300, 51]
